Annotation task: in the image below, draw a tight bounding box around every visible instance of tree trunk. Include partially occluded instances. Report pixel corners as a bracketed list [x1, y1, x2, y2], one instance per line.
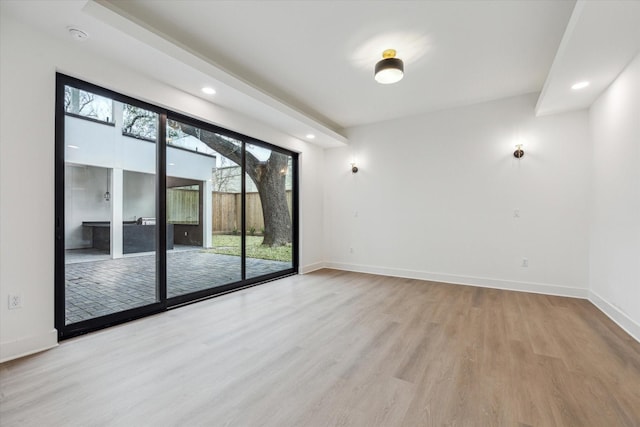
[251, 152, 291, 246]
[173, 121, 292, 246]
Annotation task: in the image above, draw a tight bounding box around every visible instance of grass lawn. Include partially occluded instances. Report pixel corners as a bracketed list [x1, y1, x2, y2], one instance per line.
[204, 234, 292, 262]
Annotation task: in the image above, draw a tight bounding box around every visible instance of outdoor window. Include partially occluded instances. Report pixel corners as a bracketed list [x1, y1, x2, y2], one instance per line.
[122, 104, 158, 141]
[64, 86, 113, 124]
[167, 185, 199, 225]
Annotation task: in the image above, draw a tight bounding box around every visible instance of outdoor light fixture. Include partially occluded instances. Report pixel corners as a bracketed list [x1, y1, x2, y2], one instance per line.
[513, 144, 524, 159]
[104, 169, 111, 202]
[351, 163, 359, 173]
[375, 49, 404, 84]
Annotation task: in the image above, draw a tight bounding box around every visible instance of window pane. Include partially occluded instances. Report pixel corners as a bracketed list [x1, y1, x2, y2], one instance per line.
[64, 92, 158, 325]
[64, 86, 113, 123]
[166, 119, 241, 298]
[245, 145, 293, 279]
[167, 126, 218, 156]
[122, 104, 157, 140]
[167, 185, 199, 224]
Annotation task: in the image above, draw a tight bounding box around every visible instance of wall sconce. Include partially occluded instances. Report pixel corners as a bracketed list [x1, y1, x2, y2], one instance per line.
[351, 163, 359, 173]
[513, 144, 524, 159]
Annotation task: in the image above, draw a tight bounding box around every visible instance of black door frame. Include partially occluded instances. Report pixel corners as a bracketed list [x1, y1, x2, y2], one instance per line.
[55, 74, 299, 339]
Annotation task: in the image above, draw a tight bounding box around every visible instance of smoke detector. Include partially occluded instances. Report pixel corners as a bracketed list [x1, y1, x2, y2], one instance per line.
[67, 27, 89, 41]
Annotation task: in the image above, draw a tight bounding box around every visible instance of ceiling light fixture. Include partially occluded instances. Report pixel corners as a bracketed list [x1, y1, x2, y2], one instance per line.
[201, 87, 216, 95]
[374, 49, 404, 84]
[571, 81, 590, 90]
[306, 134, 315, 140]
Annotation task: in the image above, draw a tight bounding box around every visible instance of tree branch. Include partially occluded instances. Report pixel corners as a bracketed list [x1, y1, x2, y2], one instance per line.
[175, 122, 262, 184]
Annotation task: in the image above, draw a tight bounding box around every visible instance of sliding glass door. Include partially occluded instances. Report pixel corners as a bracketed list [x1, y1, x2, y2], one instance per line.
[165, 118, 243, 299]
[56, 75, 298, 339]
[60, 83, 160, 330]
[245, 144, 294, 280]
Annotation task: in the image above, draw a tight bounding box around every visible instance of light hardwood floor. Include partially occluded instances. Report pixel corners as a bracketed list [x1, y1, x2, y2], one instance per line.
[1, 269, 639, 426]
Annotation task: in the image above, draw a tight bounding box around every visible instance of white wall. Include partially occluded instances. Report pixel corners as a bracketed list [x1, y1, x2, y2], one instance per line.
[123, 171, 155, 221]
[325, 93, 592, 296]
[0, 13, 325, 362]
[588, 53, 640, 340]
[64, 168, 157, 249]
[65, 165, 111, 248]
[66, 115, 216, 182]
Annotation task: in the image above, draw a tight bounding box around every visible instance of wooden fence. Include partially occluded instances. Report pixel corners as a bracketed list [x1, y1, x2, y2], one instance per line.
[167, 189, 292, 234]
[213, 191, 292, 234]
[166, 188, 199, 224]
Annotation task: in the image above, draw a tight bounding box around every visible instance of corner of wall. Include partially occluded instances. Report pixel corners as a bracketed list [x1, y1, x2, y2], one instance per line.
[300, 262, 327, 274]
[588, 290, 640, 343]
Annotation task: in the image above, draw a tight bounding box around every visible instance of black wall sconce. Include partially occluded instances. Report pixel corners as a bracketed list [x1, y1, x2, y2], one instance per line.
[351, 163, 359, 173]
[513, 144, 524, 159]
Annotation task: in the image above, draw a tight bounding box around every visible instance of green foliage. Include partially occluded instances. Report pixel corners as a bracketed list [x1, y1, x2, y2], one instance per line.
[249, 225, 256, 236]
[204, 235, 291, 262]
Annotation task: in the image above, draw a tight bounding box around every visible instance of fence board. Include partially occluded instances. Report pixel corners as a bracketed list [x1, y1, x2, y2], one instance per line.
[167, 189, 199, 224]
[212, 191, 292, 234]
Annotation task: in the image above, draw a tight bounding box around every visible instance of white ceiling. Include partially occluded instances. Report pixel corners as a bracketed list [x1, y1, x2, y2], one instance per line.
[102, 0, 575, 129]
[2, 0, 639, 147]
[536, 0, 640, 116]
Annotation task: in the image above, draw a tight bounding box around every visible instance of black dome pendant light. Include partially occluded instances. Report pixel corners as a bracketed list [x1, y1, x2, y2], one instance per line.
[374, 49, 404, 84]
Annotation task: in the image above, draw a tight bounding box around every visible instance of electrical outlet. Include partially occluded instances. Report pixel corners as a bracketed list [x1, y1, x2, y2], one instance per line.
[521, 258, 528, 268]
[349, 247, 354, 254]
[8, 294, 22, 309]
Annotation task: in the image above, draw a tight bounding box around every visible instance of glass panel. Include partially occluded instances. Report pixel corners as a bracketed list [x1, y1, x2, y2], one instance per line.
[64, 86, 158, 325]
[122, 104, 158, 141]
[167, 185, 199, 224]
[166, 119, 241, 297]
[168, 126, 217, 156]
[64, 86, 113, 123]
[245, 144, 293, 279]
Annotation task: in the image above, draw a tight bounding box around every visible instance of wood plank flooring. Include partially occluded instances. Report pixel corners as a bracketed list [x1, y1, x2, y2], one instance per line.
[1, 269, 639, 426]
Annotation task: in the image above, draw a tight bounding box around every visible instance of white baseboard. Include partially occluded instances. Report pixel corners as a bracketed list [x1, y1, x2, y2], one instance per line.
[300, 262, 326, 274]
[0, 329, 58, 364]
[324, 262, 590, 299]
[589, 290, 640, 343]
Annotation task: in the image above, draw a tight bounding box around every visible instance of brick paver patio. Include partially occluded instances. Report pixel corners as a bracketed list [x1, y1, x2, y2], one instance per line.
[65, 250, 291, 324]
